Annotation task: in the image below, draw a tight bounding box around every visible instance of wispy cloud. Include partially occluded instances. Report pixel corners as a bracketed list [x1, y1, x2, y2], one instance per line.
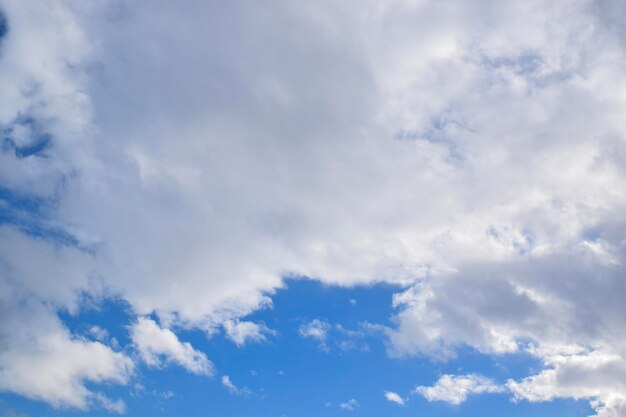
[221, 375, 251, 396]
[339, 399, 359, 411]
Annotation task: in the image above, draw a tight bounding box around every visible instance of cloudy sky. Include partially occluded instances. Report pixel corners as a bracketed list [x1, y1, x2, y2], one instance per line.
[1, 1, 626, 416]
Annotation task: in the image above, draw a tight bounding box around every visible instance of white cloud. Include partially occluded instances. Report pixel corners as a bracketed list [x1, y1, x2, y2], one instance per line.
[2, 0, 626, 413]
[299, 319, 332, 351]
[415, 374, 504, 405]
[161, 390, 175, 400]
[130, 317, 213, 376]
[221, 375, 237, 393]
[384, 391, 406, 406]
[0, 301, 133, 410]
[415, 352, 626, 415]
[298, 321, 377, 352]
[339, 399, 359, 411]
[0, 228, 134, 410]
[508, 348, 626, 417]
[89, 326, 109, 342]
[221, 375, 250, 396]
[92, 393, 126, 415]
[223, 320, 275, 347]
[299, 319, 330, 342]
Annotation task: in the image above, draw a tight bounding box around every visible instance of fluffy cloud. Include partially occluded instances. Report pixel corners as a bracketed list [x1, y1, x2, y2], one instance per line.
[384, 391, 406, 406]
[1, 0, 626, 413]
[0, 227, 133, 410]
[0, 316, 132, 411]
[299, 319, 332, 351]
[89, 325, 109, 342]
[298, 320, 331, 342]
[415, 374, 504, 405]
[223, 320, 275, 347]
[389, 233, 626, 414]
[414, 351, 626, 415]
[508, 347, 626, 417]
[130, 317, 213, 376]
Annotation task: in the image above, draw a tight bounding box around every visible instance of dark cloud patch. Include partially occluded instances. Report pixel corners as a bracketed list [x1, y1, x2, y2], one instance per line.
[0, 185, 80, 248]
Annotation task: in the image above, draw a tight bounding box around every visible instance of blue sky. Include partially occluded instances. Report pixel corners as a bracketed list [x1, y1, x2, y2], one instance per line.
[1, 1, 626, 416]
[1, 281, 592, 416]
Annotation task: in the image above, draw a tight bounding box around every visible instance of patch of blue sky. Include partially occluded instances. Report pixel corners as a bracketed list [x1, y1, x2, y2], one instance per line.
[2, 115, 52, 159]
[0, 185, 79, 247]
[0, 186, 43, 217]
[58, 297, 136, 348]
[0, 115, 82, 247]
[395, 112, 473, 166]
[1, 280, 593, 417]
[2, 134, 51, 159]
[478, 52, 574, 88]
[0, 9, 7, 40]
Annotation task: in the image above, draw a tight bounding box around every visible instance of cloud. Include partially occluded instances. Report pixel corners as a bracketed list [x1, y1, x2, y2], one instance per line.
[300, 320, 372, 348]
[298, 321, 378, 352]
[339, 399, 359, 411]
[223, 320, 275, 347]
[298, 319, 330, 342]
[0, 227, 134, 410]
[508, 348, 626, 417]
[92, 393, 126, 415]
[299, 319, 332, 351]
[389, 236, 626, 414]
[130, 317, 213, 376]
[221, 375, 237, 393]
[0, 302, 133, 410]
[1, 0, 626, 413]
[88, 326, 109, 342]
[384, 391, 406, 406]
[415, 374, 504, 405]
[416, 353, 626, 415]
[221, 375, 250, 396]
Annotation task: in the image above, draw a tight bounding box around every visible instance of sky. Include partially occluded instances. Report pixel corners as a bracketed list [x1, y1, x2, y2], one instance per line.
[0, 1, 625, 416]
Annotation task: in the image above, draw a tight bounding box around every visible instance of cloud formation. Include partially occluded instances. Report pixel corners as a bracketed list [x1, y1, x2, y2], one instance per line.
[298, 320, 331, 342]
[130, 317, 213, 376]
[415, 374, 504, 405]
[508, 347, 626, 417]
[223, 320, 275, 347]
[1, 0, 626, 414]
[221, 375, 250, 396]
[384, 391, 406, 406]
[339, 399, 359, 411]
[0, 227, 133, 409]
